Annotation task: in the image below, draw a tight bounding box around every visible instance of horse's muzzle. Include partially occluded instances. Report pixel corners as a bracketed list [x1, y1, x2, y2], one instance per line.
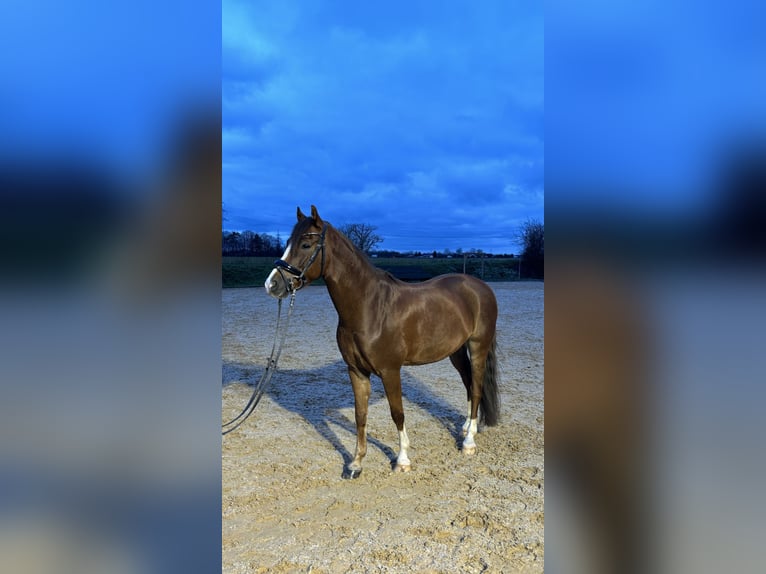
[265, 270, 291, 299]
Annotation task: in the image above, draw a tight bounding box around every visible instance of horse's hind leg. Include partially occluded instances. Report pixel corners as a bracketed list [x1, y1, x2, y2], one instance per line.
[462, 338, 491, 455]
[380, 368, 411, 472]
[345, 367, 371, 479]
[449, 345, 474, 437]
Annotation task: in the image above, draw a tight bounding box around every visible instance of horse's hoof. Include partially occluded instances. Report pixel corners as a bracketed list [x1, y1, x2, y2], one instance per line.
[342, 468, 362, 479]
[393, 463, 412, 473]
[462, 446, 476, 455]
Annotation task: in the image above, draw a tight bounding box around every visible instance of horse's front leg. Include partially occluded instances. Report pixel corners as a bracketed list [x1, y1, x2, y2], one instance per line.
[344, 367, 371, 479]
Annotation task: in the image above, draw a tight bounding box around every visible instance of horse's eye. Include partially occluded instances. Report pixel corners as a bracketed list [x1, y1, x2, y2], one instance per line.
[302, 243, 311, 249]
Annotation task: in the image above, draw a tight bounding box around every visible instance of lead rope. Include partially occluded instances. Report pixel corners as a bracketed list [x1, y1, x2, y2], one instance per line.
[222, 290, 297, 435]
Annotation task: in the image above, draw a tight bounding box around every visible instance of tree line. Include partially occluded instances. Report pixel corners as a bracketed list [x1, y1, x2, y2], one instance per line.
[221, 229, 516, 258]
[221, 223, 380, 256]
[223, 219, 543, 278]
[222, 230, 285, 256]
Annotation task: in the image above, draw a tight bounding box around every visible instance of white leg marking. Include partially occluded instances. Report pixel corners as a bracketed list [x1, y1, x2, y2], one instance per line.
[264, 244, 290, 294]
[463, 418, 478, 455]
[395, 425, 411, 470]
[462, 401, 472, 436]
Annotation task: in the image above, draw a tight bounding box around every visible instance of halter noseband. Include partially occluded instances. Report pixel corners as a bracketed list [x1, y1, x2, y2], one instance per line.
[273, 225, 327, 293]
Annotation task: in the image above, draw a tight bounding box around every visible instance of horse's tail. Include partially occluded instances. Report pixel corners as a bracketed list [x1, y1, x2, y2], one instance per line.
[480, 335, 500, 427]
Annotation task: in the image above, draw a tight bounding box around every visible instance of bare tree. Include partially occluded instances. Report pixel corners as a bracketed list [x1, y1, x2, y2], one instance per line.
[518, 218, 544, 279]
[337, 223, 383, 254]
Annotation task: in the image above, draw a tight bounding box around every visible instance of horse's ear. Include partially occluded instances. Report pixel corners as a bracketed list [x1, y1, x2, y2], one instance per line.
[297, 206, 306, 221]
[310, 205, 323, 224]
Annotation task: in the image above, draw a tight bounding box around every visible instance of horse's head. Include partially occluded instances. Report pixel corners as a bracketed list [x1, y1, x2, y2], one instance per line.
[265, 205, 328, 299]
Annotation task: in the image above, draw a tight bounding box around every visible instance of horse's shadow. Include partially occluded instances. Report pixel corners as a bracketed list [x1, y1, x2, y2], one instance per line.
[223, 359, 466, 474]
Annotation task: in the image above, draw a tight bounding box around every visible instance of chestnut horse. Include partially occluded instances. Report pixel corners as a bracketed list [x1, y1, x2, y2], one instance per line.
[265, 205, 500, 478]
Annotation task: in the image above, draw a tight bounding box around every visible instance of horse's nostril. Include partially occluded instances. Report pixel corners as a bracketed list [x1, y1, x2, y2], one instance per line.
[265, 275, 279, 294]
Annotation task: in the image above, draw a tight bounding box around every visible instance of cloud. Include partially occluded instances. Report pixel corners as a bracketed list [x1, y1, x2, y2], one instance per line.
[223, 0, 543, 253]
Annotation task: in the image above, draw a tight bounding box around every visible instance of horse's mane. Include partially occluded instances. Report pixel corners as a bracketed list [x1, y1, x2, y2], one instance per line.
[331, 224, 393, 279]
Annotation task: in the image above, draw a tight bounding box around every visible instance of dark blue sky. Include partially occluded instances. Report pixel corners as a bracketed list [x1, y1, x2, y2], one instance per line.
[2, 1, 763, 253]
[222, 1, 543, 254]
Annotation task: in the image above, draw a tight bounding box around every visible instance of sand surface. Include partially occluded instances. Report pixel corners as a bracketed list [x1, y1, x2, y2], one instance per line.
[222, 282, 543, 573]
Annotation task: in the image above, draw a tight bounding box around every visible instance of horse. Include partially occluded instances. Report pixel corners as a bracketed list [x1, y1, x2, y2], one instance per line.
[265, 205, 500, 478]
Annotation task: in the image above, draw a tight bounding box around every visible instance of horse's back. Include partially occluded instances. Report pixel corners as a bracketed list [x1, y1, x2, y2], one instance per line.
[399, 273, 498, 344]
[421, 273, 497, 317]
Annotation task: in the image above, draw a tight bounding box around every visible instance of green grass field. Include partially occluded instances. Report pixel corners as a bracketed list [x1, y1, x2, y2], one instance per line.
[223, 256, 522, 288]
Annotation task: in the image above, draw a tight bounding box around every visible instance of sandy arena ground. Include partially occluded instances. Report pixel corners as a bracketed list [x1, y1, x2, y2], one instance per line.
[222, 282, 544, 573]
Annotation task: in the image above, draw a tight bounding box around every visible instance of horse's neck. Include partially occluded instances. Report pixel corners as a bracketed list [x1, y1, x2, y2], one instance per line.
[323, 230, 382, 321]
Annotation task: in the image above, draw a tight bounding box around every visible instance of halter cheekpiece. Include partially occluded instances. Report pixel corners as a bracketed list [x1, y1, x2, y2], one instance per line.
[273, 224, 327, 293]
